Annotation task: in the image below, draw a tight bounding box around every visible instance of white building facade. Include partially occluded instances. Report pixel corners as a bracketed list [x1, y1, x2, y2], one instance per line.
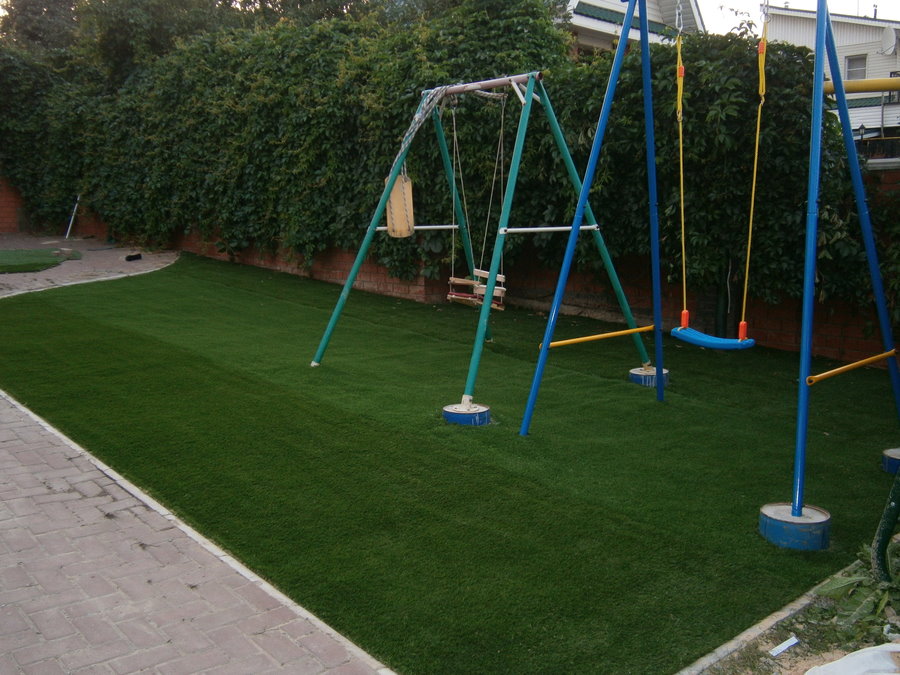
[767, 6, 900, 146]
[567, 0, 705, 50]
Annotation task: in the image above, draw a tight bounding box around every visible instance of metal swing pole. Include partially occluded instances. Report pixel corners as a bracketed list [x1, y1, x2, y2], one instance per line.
[824, 18, 900, 420]
[454, 73, 539, 411]
[520, 0, 641, 435]
[638, 0, 665, 405]
[535, 80, 652, 366]
[789, 0, 829, 518]
[758, 0, 832, 550]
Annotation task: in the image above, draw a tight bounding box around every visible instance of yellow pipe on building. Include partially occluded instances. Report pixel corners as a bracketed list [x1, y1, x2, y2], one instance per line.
[824, 78, 900, 95]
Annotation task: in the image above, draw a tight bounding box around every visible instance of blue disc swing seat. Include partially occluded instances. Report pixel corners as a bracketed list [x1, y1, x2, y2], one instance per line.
[671, 326, 755, 350]
[669, 28, 764, 354]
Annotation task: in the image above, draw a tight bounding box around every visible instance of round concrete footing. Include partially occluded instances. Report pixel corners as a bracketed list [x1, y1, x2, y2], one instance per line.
[442, 402, 490, 426]
[628, 366, 669, 388]
[882, 448, 900, 474]
[759, 502, 830, 551]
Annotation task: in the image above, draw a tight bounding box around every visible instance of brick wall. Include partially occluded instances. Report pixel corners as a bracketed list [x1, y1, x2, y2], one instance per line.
[70, 208, 109, 239]
[1, 175, 894, 364]
[503, 254, 888, 364]
[0, 181, 108, 238]
[171, 230, 447, 304]
[0, 178, 23, 233]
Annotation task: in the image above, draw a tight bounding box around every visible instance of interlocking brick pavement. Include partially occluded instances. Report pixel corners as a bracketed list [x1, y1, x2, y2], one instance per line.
[0, 390, 394, 674]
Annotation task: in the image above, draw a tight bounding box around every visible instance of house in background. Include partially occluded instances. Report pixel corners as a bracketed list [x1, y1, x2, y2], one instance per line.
[567, 0, 704, 50]
[767, 6, 900, 162]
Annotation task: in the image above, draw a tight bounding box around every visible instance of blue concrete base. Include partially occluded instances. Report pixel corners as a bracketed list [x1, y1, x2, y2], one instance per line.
[759, 502, 831, 551]
[628, 366, 669, 388]
[442, 402, 491, 426]
[882, 448, 900, 474]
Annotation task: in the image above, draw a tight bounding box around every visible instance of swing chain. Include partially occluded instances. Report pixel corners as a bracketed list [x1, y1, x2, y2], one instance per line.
[675, 0, 683, 34]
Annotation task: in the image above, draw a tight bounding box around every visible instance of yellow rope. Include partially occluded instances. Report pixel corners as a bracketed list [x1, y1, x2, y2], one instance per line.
[676, 34, 687, 315]
[740, 22, 767, 327]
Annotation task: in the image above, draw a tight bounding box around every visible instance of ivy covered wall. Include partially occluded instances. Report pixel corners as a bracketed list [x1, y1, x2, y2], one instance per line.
[0, 0, 894, 331]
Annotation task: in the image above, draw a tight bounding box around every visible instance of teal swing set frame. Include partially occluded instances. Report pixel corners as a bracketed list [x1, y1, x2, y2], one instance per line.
[310, 72, 655, 424]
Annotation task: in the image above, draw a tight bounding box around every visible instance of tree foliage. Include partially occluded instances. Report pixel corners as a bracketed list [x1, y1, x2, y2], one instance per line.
[0, 1, 892, 325]
[0, 0, 77, 52]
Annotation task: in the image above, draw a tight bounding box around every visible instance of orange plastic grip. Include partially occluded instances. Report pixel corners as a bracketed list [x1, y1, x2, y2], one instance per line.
[680, 310, 690, 329]
[678, 65, 685, 78]
[739, 321, 748, 341]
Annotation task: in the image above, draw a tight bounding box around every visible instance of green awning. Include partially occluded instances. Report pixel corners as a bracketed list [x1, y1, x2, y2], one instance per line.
[573, 1, 673, 36]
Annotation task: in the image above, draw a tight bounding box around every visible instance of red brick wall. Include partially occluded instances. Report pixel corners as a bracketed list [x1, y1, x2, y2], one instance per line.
[503, 255, 888, 364]
[70, 208, 109, 239]
[0, 181, 109, 238]
[1, 175, 894, 364]
[171, 230, 447, 304]
[0, 178, 23, 233]
[870, 169, 900, 192]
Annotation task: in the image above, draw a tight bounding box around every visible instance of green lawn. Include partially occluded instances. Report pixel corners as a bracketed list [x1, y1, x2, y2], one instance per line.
[0, 254, 896, 673]
[0, 247, 81, 273]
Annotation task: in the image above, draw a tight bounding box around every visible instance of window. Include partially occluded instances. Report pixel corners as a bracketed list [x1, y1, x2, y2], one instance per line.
[889, 71, 900, 105]
[845, 55, 867, 80]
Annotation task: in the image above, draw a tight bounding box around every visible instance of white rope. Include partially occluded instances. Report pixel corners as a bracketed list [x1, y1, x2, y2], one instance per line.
[481, 96, 507, 271]
[450, 105, 474, 274]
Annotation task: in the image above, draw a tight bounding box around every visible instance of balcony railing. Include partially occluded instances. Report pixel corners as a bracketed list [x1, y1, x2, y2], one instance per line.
[856, 136, 900, 159]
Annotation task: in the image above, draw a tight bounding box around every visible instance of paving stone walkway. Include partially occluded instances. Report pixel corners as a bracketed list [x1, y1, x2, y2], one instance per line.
[0, 234, 392, 672]
[0, 389, 391, 673]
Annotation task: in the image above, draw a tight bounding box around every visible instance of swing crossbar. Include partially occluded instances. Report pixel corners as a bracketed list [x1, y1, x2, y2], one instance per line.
[376, 225, 459, 231]
[806, 349, 897, 386]
[500, 225, 599, 235]
[670, 327, 756, 350]
[546, 325, 654, 349]
[438, 72, 542, 97]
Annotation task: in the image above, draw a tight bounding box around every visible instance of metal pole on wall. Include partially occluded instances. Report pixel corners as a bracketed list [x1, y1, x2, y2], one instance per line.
[65, 195, 80, 240]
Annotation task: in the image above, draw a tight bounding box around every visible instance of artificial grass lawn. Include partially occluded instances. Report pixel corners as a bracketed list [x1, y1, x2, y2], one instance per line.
[0, 253, 896, 673]
[0, 247, 81, 273]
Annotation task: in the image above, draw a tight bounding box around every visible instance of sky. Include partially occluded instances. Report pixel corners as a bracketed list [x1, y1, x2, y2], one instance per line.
[696, 0, 900, 34]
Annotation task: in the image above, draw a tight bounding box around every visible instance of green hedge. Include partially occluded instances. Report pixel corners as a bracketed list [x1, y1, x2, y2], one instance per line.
[0, 2, 892, 320]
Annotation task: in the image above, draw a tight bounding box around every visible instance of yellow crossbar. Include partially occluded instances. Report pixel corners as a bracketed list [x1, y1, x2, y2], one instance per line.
[806, 349, 897, 386]
[546, 325, 654, 349]
[824, 78, 900, 95]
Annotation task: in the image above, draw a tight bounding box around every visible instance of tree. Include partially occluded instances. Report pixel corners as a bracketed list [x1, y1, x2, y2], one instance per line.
[73, 0, 237, 86]
[0, 0, 77, 51]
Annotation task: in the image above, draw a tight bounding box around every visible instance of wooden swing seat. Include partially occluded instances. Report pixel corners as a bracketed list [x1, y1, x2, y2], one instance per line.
[448, 268, 506, 311]
[447, 291, 505, 311]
